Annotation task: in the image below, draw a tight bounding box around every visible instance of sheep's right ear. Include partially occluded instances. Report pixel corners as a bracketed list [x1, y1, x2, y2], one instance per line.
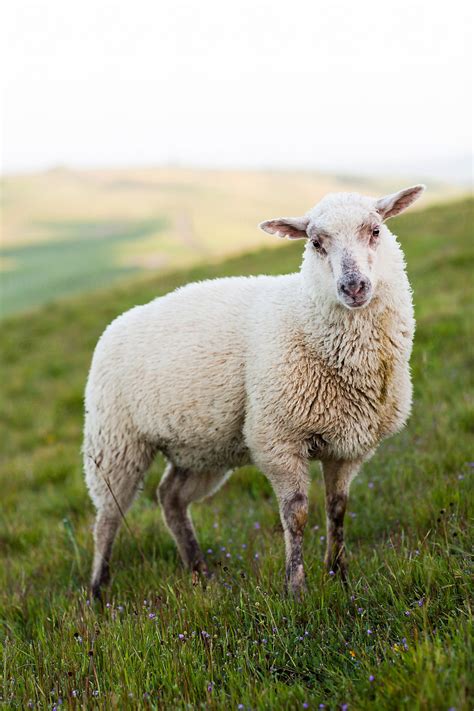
[259, 216, 309, 240]
[375, 185, 426, 221]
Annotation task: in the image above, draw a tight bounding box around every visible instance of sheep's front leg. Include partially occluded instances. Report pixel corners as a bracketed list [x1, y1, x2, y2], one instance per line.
[282, 490, 309, 597]
[258, 451, 309, 599]
[322, 459, 361, 580]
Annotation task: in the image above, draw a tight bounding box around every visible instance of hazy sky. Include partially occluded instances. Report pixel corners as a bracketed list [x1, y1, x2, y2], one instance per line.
[1, 0, 473, 178]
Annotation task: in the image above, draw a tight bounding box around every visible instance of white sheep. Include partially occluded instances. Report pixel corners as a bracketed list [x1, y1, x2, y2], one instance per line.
[84, 184, 424, 598]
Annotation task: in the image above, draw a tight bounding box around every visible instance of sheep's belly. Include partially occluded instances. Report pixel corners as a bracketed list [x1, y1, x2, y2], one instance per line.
[159, 431, 250, 472]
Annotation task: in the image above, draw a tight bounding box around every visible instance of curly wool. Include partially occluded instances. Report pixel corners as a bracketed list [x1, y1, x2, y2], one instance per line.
[84, 204, 414, 503]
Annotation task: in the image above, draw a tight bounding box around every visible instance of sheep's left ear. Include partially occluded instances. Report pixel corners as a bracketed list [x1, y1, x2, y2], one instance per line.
[259, 216, 309, 239]
[376, 184, 426, 221]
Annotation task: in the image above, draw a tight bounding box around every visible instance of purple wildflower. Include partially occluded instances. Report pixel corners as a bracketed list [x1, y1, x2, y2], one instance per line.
[148, 612, 156, 620]
[178, 633, 185, 640]
[241, 543, 247, 549]
[367, 629, 373, 635]
[254, 553, 259, 559]
[357, 607, 364, 614]
[369, 675, 375, 682]
[207, 682, 214, 693]
[368, 481, 374, 489]
[329, 570, 335, 576]
[254, 522, 261, 530]
[404, 610, 410, 616]
[320, 535, 325, 541]
[303, 704, 309, 709]
[418, 598, 424, 607]
[238, 705, 245, 710]
[341, 704, 349, 711]
[207, 548, 213, 554]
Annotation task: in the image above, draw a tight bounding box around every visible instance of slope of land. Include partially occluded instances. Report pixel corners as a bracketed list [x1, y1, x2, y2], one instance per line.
[0, 167, 463, 317]
[0, 199, 472, 709]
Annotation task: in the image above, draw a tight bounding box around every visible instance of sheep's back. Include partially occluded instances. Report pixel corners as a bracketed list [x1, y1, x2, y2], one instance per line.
[86, 276, 275, 470]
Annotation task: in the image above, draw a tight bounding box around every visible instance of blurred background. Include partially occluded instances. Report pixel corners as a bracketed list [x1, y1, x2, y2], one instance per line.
[1, 0, 472, 317]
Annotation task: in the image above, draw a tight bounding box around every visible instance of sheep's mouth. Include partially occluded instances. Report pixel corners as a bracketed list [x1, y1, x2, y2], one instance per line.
[339, 293, 372, 310]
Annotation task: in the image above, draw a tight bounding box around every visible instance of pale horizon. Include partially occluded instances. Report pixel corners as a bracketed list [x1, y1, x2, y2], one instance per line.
[1, 0, 473, 183]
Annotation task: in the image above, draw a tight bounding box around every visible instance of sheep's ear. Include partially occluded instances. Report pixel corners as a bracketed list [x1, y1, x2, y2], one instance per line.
[375, 184, 426, 221]
[259, 216, 309, 239]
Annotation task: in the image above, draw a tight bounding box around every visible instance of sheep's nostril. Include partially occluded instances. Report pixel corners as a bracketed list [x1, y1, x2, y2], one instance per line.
[339, 277, 369, 299]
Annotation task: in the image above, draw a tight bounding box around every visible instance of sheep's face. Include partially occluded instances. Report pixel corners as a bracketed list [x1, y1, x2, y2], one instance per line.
[259, 185, 425, 310]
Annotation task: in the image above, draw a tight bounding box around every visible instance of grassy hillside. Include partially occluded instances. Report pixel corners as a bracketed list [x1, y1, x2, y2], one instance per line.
[0, 167, 461, 317]
[0, 199, 473, 710]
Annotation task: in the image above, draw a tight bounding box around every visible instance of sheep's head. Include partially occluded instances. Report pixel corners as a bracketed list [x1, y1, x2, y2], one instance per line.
[259, 185, 425, 309]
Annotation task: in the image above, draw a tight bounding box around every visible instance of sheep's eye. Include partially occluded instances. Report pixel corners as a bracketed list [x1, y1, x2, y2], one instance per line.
[312, 239, 322, 251]
[372, 227, 380, 238]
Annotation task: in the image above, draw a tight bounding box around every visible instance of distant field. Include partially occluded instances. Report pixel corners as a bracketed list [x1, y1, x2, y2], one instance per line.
[0, 199, 472, 709]
[0, 167, 462, 317]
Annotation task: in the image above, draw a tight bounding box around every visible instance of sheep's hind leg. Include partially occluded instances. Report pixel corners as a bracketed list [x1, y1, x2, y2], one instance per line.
[158, 464, 229, 577]
[322, 458, 361, 581]
[85, 435, 156, 599]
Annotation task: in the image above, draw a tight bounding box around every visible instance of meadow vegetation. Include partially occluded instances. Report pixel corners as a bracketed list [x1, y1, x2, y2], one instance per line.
[0, 199, 473, 709]
[0, 168, 461, 317]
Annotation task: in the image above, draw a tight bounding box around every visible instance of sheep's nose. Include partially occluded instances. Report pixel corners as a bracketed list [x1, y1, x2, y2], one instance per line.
[340, 277, 367, 297]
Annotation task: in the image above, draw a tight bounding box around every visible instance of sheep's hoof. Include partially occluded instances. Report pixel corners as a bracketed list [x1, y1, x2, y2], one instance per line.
[325, 556, 348, 584]
[290, 583, 307, 602]
[91, 582, 105, 603]
[91, 565, 110, 602]
[191, 560, 213, 587]
[285, 573, 307, 601]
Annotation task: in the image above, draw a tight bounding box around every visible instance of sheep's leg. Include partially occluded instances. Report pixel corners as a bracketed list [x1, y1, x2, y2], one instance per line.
[91, 509, 121, 598]
[257, 451, 309, 598]
[85, 433, 156, 599]
[281, 489, 309, 598]
[322, 459, 361, 581]
[158, 463, 230, 576]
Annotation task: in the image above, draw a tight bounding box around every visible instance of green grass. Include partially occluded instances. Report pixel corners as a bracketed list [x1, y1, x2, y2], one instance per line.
[0, 199, 473, 710]
[0, 219, 165, 317]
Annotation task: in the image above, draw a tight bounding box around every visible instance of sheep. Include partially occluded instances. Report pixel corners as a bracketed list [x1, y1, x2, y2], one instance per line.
[84, 184, 425, 599]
